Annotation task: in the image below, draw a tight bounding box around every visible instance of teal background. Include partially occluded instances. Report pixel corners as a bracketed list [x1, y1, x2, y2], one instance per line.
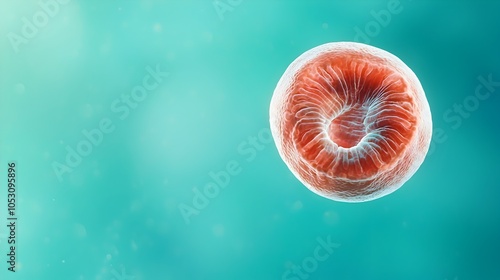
[1, 0, 499, 279]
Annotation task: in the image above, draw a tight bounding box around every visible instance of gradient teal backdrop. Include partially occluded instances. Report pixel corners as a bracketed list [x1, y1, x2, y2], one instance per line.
[0, 0, 499, 279]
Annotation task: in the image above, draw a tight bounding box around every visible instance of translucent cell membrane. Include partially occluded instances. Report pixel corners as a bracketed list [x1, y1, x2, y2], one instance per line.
[270, 42, 432, 202]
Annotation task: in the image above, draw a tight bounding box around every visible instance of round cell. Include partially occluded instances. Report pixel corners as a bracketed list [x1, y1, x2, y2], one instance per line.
[269, 42, 432, 202]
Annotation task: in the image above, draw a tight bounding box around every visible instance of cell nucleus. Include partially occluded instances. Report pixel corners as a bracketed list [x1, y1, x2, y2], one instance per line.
[270, 42, 432, 202]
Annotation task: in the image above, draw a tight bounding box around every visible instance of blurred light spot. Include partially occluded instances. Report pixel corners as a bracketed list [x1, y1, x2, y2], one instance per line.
[130, 200, 142, 212]
[323, 210, 339, 225]
[212, 224, 225, 237]
[202, 31, 213, 43]
[292, 200, 303, 211]
[166, 51, 176, 61]
[100, 42, 112, 54]
[74, 223, 87, 238]
[81, 103, 94, 118]
[15, 83, 25, 94]
[131, 240, 138, 251]
[153, 23, 162, 32]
